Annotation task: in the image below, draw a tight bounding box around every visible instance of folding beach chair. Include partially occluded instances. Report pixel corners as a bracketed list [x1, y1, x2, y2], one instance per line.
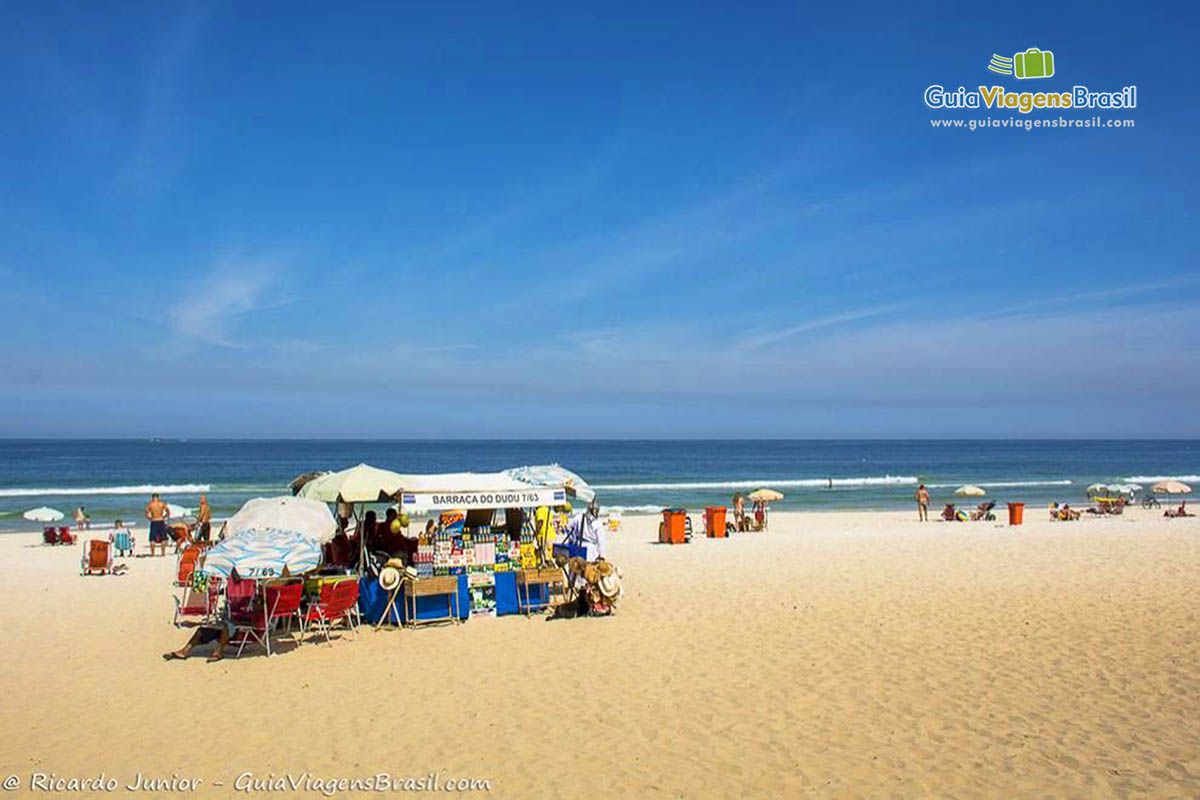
[228, 579, 269, 658]
[58, 527, 77, 545]
[43, 527, 59, 545]
[174, 545, 202, 587]
[112, 530, 135, 557]
[80, 539, 113, 576]
[263, 581, 305, 652]
[302, 579, 360, 644]
[173, 579, 221, 627]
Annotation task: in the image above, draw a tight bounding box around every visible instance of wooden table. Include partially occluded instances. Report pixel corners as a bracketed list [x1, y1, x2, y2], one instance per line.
[516, 567, 565, 617]
[403, 575, 461, 627]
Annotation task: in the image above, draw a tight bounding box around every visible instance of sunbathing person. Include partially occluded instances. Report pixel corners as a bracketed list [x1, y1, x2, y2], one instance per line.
[1165, 503, 1194, 518]
[162, 622, 232, 663]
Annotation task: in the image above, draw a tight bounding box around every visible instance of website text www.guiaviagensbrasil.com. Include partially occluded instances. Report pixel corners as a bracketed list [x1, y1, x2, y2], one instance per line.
[930, 116, 1134, 131]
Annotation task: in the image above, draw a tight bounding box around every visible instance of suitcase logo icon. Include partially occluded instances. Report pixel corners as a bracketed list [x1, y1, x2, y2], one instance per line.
[988, 48, 1055, 79]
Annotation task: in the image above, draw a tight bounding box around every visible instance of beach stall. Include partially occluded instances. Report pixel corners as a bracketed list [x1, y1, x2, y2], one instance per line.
[388, 471, 569, 623]
[296, 462, 617, 625]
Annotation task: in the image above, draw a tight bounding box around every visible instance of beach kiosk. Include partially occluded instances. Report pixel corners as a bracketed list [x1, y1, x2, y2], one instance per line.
[393, 471, 568, 623]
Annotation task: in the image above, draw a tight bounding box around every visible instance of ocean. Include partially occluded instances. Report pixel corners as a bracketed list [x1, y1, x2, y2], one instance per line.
[1, 439, 1196, 531]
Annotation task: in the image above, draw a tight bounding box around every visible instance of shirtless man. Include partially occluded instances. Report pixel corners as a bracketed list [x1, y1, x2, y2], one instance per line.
[146, 493, 169, 556]
[196, 496, 212, 543]
[915, 484, 930, 521]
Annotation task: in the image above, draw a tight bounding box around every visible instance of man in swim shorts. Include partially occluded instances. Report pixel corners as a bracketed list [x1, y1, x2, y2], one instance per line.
[146, 493, 169, 556]
[195, 495, 212, 543]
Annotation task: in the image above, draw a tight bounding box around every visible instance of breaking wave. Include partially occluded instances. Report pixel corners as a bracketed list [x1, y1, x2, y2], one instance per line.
[593, 476, 919, 491]
[926, 480, 1073, 489]
[1122, 475, 1200, 483]
[0, 484, 212, 498]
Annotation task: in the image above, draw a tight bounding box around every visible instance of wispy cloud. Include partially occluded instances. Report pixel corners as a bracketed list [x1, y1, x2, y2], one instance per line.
[117, 3, 209, 197]
[736, 304, 905, 352]
[167, 262, 286, 348]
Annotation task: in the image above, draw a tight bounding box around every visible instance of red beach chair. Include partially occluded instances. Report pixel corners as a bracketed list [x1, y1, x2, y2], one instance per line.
[80, 539, 113, 576]
[175, 545, 202, 587]
[43, 527, 59, 545]
[230, 580, 304, 657]
[302, 580, 360, 644]
[58, 527, 77, 545]
[173, 578, 221, 627]
[264, 581, 305, 643]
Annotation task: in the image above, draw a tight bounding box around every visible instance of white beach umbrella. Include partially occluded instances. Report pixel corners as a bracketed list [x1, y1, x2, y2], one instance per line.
[224, 496, 337, 543]
[955, 485, 986, 497]
[23, 506, 65, 522]
[166, 503, 194, 519]
[298, 463, 407, 503]
[1085, 483, 1110, 495]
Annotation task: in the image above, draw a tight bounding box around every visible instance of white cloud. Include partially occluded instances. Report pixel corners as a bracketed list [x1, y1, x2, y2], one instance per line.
[167, 263, 284, 348]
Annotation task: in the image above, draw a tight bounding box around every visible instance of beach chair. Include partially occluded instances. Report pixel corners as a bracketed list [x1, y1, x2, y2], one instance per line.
[941, 504, 957, 521]
[174, 545, 202, 587]
[263, 581, 305, 649]
[112, 530, 134, 557]
[80, 539, 113, 576]
[302, 580, 360, 644]
[43, 527, 59, 545]
[58, 527, 77, 545]
[970, 501, 996, 521]
[173, 579, 221, 627]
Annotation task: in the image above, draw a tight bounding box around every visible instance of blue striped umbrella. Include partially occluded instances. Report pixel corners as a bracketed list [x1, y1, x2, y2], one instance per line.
[201, 528, 322, 580]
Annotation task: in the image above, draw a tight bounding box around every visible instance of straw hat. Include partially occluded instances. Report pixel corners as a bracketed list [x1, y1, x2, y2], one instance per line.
[594, 560, 614, 578]
[598, 570, 622, 600]
[404, 566, 419, 580]
[583, 563, 600, 585]
[379, 566, 402, 591]
[385, 557, 406, 570]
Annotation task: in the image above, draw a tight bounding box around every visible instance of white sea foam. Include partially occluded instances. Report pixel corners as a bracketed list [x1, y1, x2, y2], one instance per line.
[926, 480, 1073, 489]
[599, 505, 667, 514]
[1122, 475, 1200, 483]
[0, 484, 212, 498]
[594, 476, 919, 491]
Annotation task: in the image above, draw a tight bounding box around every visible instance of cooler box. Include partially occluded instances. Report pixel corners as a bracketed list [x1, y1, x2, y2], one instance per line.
[1007, 502, 1025, 525]
[661, 508, 688, 544]
[704, 507, 728, 538]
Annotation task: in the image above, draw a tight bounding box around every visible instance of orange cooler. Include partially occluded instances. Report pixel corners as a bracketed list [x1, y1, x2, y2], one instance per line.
[704, 507, 727, 538]
[1007, 502, 1025, 525]
[661, 509, 688, 544]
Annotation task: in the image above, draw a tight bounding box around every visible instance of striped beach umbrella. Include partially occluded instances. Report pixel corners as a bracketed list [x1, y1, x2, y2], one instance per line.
[201, 528, 322, 580]
[505, 464, 595, 502]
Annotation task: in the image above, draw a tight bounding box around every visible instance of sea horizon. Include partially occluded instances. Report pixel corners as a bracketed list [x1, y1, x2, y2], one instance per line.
[3, 438, 1195, 530]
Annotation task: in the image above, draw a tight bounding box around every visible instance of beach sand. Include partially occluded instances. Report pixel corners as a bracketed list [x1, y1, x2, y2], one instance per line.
[1, 506, 1198, 798]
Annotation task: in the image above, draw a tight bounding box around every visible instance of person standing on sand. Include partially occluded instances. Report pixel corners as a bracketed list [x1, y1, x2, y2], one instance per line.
[915, 484, 930, 521]
[732, 493, 747, 532]
[74, 506, 90, 530]
[195, 496, 212, 543]
[146, 493, 169, 556]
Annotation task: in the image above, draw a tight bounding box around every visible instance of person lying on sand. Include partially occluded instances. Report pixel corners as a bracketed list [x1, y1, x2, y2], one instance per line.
[163, 622, 233, 663]
[1164, 503, 1194, 518]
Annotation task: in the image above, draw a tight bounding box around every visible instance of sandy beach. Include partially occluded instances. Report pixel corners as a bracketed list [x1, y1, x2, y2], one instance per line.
[1, 506, 1198, 798]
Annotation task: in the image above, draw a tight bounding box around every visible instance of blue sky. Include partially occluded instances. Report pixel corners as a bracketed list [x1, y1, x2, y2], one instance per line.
[1, 1, 1197, 437]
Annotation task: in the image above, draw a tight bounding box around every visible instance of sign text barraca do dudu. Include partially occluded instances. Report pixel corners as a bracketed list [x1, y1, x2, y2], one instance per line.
[925, 84, 1137, 114]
